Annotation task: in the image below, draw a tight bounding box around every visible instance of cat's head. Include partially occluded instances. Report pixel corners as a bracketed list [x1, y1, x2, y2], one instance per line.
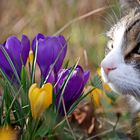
[101, 0, 140, 99]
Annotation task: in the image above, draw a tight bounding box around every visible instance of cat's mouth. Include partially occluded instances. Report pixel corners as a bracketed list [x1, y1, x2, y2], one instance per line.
[101, 68, 119, 94]
[101, 65, 140, 99]
[101, 68, 123, 95]
[101, 67, 111, 83]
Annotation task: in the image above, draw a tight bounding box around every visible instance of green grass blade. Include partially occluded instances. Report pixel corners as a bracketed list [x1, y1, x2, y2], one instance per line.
[20, 65, 30, 110]
[4, 86, 23, 124]
[0, 68, 25, 126]
[63, 60, 69, 69]
[21, 65, 28, 91]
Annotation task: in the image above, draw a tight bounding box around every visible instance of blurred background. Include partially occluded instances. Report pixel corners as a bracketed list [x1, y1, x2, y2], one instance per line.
[1, 1, 136, 139]
[0, 0, 120, 74]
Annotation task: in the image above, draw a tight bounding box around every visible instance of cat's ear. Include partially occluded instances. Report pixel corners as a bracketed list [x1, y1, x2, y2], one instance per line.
[119, 0, 140, 14]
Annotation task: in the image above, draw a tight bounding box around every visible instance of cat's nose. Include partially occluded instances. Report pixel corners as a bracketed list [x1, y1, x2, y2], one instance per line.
[101, 62, 117, 75]
[104, 67, 117, 75]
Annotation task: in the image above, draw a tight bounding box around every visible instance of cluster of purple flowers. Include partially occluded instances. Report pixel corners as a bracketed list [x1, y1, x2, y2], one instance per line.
[0, 33, 90, 114]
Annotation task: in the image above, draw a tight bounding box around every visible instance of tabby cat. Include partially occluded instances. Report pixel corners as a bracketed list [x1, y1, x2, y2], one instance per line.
[101, 0, 140, 113]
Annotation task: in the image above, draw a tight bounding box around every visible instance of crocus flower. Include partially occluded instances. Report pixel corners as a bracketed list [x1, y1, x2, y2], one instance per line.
[97, 68, 111, 92]
[32, 33, 67, 81]
[55, 65, 90, 114]
[91, 88, 112, 108]
[27, 50, 34, 64]
[0, 126, 16, 140]
[0, 35, 30, 81]
[29, 83, 53, 119]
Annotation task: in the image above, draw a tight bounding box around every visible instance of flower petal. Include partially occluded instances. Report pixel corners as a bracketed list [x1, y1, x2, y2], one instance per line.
[5, 36, 21, 73]
[43, 83, 53, 107]
[84, 70, 90, 85]
[53, 36, 67, 73]
[32, 33, 45, 51]
[29, 83, 53, 119]
[32, 35, 67, 80]
[21, 35, 30, 65]
[55, 66, 87, 114]
[36, 37, 54, 78]
[0, 35, 30, 81]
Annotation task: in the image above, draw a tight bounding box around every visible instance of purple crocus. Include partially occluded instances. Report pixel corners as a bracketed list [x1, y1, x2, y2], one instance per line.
[32, 33, 67, 81]
[0, 35, 30, 81]
[55, 65, 90, 114]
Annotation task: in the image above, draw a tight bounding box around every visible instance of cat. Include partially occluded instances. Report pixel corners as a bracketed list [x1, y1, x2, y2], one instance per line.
[101, 0, 140, 114]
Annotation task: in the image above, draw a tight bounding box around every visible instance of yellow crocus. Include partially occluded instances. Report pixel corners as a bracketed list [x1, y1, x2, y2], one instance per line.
[0, 126, 15, 140]
[97, 68, 101, 76]
[91, 68, 112, 107]
[91, 88, 112, 108]
[97, 68, 112, 92]
[103, 83, 111, 92]
[27, 50, 34, 64]
[29, 83, 53, 119]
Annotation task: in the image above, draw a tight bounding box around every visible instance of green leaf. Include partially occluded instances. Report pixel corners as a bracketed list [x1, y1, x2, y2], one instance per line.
[106, 91, 118, 102]
[35, 108, 56, 138]
[91, 74, 102, 89]
[0, 79, 5, 124]
[0, 96, 4, 125]
[20, 65, 30, 112]
[0, 68, 25, 126]
[63, 59, 69, 69]
[36, 124, 49, 137]
[3, 84, 11, 124]
[21, 65, 28, 92]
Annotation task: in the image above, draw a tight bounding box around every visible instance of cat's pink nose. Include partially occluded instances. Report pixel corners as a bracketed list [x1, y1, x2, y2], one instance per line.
[101, 62, 117, 75]
[104, 67, 116, 75]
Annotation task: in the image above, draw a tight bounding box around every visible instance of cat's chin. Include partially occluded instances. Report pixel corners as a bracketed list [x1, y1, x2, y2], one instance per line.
[108, 82, 140, 114]
[101, 68, 110, 83]
[101, 67, 140, 113]
[101, 69, 140, 115]
[101, 65, 140, 98]
[108, 83, 122, 95]
[101, 68, 120, 94]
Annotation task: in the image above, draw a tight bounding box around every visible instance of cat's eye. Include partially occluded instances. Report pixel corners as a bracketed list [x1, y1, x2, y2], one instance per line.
[125, 43, 140, 61]
[131, 54, 140, 61]
[131, 43, 140, 60]
[107, 41, 114, 50]
[111, 44, 113, 49]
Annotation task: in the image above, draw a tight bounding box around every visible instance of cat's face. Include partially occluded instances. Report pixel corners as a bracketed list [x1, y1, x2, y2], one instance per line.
[101, 0, 140, 99]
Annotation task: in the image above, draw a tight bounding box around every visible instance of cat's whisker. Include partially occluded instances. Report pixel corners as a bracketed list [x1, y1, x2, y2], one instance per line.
[106, 0, 119, 25]
[101, 0, 140, 114]
[102, 11, 113, 25]
[106, 12, 116, 25]
[133, 89, 140, 100]
[116, 85, 140, 100]
[102, 19, 112, 28]
[112, 75, 140, 87]
[130, 89, 140, 100]
[92, 32, 107, 39]
[115, 0, 122, 19]
[96, 14, 112, 28]
[109, 5, 119, 23]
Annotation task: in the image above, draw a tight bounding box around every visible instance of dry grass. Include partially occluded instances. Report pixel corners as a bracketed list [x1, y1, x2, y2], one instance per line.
[0, 0, 120, 73]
